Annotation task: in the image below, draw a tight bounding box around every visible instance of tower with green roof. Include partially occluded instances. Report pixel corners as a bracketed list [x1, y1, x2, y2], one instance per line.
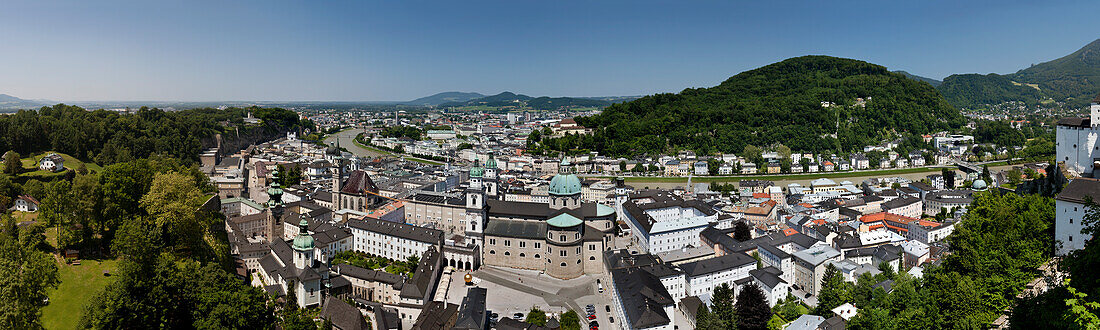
[464, 159, 487, 251]
[291, 214, 315, 270]
[484, 154, 500, 198]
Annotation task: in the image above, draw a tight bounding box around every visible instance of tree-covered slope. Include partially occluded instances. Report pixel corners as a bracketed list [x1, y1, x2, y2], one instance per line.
[575, 55, 965, 155]
[1011, 38, 1100, 106]
[937, 73, 1045, 109]
[937, 38, 1100, 109]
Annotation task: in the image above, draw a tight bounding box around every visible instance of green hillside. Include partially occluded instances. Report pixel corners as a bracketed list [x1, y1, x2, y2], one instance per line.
[568, 55, 964, 155]
[937, 73, 1046, 109]
[938, 38, 1100, 109]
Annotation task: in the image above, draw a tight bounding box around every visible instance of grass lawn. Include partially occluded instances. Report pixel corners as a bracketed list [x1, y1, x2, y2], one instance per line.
[41, 258, 120, 330]
[17, 151, 102, 174]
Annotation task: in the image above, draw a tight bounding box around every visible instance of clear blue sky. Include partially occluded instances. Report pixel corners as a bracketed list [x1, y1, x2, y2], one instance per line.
[1, 0, 1097, 102]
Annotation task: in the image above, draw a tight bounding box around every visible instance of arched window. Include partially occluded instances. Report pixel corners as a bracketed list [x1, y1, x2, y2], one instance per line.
[504, 251, 510, 256]
[590, 256, 596, 261]
[534, 254, 540, 259]
[489, 250, 495, 255]
[560, 262, 567, 267]
[519, 253, 525, 257]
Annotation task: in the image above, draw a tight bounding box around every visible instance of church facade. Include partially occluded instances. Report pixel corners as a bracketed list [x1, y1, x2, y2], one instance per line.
[462, 157, 618, 280]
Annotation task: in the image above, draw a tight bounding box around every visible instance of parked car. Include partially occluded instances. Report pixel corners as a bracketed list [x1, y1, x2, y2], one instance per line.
[588, 314, 597, 320]
[513, 312, 524, 320]
[609, 317, 614, 323]
[605, 305, 610, 313]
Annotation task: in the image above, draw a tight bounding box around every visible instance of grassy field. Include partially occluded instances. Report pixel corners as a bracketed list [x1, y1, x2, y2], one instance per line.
[41, 258, 119, 330]
[19, 152, 102, 172]
[609, 166, 949, 184]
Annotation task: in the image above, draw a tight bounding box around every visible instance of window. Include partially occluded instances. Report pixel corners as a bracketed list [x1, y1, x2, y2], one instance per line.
[535, 242, 541, 249]
[489, 239, 496, 245]
[590, 256, 596, 261]
[560, 250, 566, 257]
[534, 254, 540, 259]
[560, 235, 566, 241]
[519, 253, 525, 257]
[489, 250, 496, 255]
[519, 241, 526, 248]
[589, 245, 596, 251]
[504, 240, 511, 247]
[561, 262, 567, 267]
[504, 251, 510, 256]
[1070, 236, 1074, 242]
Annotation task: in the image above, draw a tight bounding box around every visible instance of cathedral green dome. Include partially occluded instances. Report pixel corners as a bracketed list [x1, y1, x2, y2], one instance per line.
[972, 179, 988, 190]
[486, 155, 497, 169]
[549, 158, 581, 196]
[470, 160, 484, 178]
[291, 217, 314, 251]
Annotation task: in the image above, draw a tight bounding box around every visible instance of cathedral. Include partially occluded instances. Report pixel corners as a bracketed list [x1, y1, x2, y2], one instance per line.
[464, 156, 619, 279]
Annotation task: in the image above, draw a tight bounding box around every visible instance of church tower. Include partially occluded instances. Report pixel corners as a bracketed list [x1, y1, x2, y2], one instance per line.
[465, 160, 487, 249]
[291, 214, 315, 270]
[614, 177, 629, 222]
[484, 154, 500, 198]
[331, 141, 344, 210]
[266, 169, 285, 240]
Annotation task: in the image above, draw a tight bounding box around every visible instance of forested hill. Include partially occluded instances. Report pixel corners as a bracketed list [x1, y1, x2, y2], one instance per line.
[937, 38, 1100, 109]
[573, 55, 964, 156]
[0, 105, 309, 165]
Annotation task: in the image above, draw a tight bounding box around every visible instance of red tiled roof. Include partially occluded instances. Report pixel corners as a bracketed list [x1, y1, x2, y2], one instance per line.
[783, 228, 798, 236]
[18, 195, 39, 205]
[340, 170, 379, 195]
[752, 193, 770, 199]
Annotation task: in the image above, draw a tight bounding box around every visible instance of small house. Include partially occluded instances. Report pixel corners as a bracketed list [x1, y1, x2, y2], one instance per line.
[39, 153, 64, 172]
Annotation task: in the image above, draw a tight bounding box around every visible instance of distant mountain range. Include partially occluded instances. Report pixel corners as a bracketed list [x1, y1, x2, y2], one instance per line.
[894, 71, 942, 87]
[937, 38, 1100, 109]
[0, 94, 50, 110]
[435, 91, 634, 110]
[401, 92, 486, 106]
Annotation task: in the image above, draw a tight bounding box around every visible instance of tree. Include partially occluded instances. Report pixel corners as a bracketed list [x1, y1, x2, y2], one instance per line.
[525, 307, 547, 326]
[695, 304, 726, 330]
[559, 310, 581, 330]
[619, 160, 627, 172]
[776, 144, 792, 160]
[734, 221, 752, 242]
[813, 263, 852, 316]
[0, 215, 60, 329]
[3, 151, 20, 175]
[139, 171, 210, 256]
[736, 284, 772, 330]
[39, 180, 78, 250]
[712, 283, 737, 327]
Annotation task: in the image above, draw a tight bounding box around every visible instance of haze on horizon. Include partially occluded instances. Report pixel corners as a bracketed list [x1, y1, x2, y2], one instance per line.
[1, 0, 1097, 102]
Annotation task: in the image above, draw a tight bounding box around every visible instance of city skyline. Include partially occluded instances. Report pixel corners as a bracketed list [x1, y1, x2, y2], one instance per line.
[1, 0, 1097, 102]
